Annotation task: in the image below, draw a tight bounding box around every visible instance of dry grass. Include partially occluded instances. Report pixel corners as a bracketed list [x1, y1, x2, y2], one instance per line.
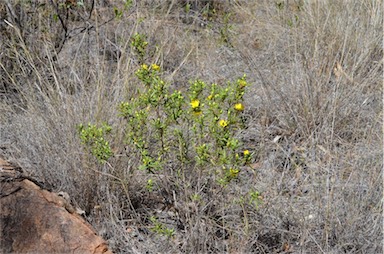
[1, 0, 382, 253]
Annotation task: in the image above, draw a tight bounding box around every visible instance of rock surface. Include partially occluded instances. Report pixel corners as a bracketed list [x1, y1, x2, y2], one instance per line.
[0, 158, 112, 254]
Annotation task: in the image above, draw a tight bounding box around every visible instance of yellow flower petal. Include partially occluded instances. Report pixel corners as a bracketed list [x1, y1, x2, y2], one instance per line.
[151, 64, 160, 71]
[190, 99, 200, 109]
[219, 119, 228, 128]
[234, 103, 244, 111]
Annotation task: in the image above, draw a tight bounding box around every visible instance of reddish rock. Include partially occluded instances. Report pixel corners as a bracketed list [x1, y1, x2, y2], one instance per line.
[0, 158, 112, 254]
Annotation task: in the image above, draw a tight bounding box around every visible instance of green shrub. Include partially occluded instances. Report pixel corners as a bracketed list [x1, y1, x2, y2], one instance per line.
[78, 123, 113, 163]
[118, 63, 252, 185]
[150, 216, 175, 238]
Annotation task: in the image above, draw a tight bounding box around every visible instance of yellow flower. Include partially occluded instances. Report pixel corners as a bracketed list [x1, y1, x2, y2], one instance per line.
[229, 168, 239, 178]
[234, 103, 244, 111]
[190, 99, 200, 109]
[141, 64, 148, 70]
[238, 79, 247, 88]
[219, 119, 228, 128]
[207, 94, 213, 100]
[151, 64, 160, 71]
[243, 150, 250, 156]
